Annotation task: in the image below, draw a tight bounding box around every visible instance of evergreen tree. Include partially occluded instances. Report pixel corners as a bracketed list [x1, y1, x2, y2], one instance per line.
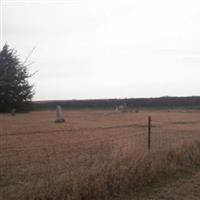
[0, 44, 34, 113]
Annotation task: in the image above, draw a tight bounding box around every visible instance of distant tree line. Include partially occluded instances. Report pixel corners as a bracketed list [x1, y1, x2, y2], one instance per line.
[34, 96, 200, 110]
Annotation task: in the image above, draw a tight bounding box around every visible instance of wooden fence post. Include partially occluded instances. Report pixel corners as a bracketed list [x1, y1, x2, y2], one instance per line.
[148, 116, 151, 151]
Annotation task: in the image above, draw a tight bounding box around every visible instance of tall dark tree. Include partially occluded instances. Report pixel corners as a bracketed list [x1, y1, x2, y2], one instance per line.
[0, 44, 34, 113]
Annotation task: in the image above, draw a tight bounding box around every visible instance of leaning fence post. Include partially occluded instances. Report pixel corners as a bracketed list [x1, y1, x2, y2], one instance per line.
[148, 116, 151, 151]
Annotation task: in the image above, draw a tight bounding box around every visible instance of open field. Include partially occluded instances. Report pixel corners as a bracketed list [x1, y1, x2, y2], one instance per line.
[1, 109, 200, 199]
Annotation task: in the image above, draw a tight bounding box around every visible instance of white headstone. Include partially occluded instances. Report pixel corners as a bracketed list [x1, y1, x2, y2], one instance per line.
[116, 103, 128, 112]
[55, 105, 65, 123]
[11, 108, 16, 116]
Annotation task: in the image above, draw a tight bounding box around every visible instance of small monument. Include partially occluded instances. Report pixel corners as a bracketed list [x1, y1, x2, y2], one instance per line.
[55, 105, 65, 123]
[11, 108, 16, 116]
[116, 103, 128, 113]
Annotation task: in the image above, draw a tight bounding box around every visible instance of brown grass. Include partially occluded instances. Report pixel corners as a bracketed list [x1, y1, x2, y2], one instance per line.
[1, 109, 200, 200]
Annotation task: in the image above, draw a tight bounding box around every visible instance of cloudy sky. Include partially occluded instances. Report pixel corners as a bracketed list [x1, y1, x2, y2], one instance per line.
[1, 0, 200, 100]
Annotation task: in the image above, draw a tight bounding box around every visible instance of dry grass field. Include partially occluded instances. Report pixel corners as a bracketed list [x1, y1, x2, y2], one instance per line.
[1, 109, 200, 200]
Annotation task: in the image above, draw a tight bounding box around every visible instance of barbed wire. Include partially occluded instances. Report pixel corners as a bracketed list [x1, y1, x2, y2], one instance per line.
[1, 119, 200, 186]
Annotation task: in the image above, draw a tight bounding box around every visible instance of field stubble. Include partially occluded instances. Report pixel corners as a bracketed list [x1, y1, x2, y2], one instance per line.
[1, 109, 200, 199]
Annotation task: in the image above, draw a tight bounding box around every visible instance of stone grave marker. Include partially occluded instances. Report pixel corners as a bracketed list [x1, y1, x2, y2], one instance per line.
[55, 105, 65, 123]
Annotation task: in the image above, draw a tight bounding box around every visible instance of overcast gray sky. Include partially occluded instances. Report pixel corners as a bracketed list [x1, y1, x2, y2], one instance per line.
[1, 0, 200, 100]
